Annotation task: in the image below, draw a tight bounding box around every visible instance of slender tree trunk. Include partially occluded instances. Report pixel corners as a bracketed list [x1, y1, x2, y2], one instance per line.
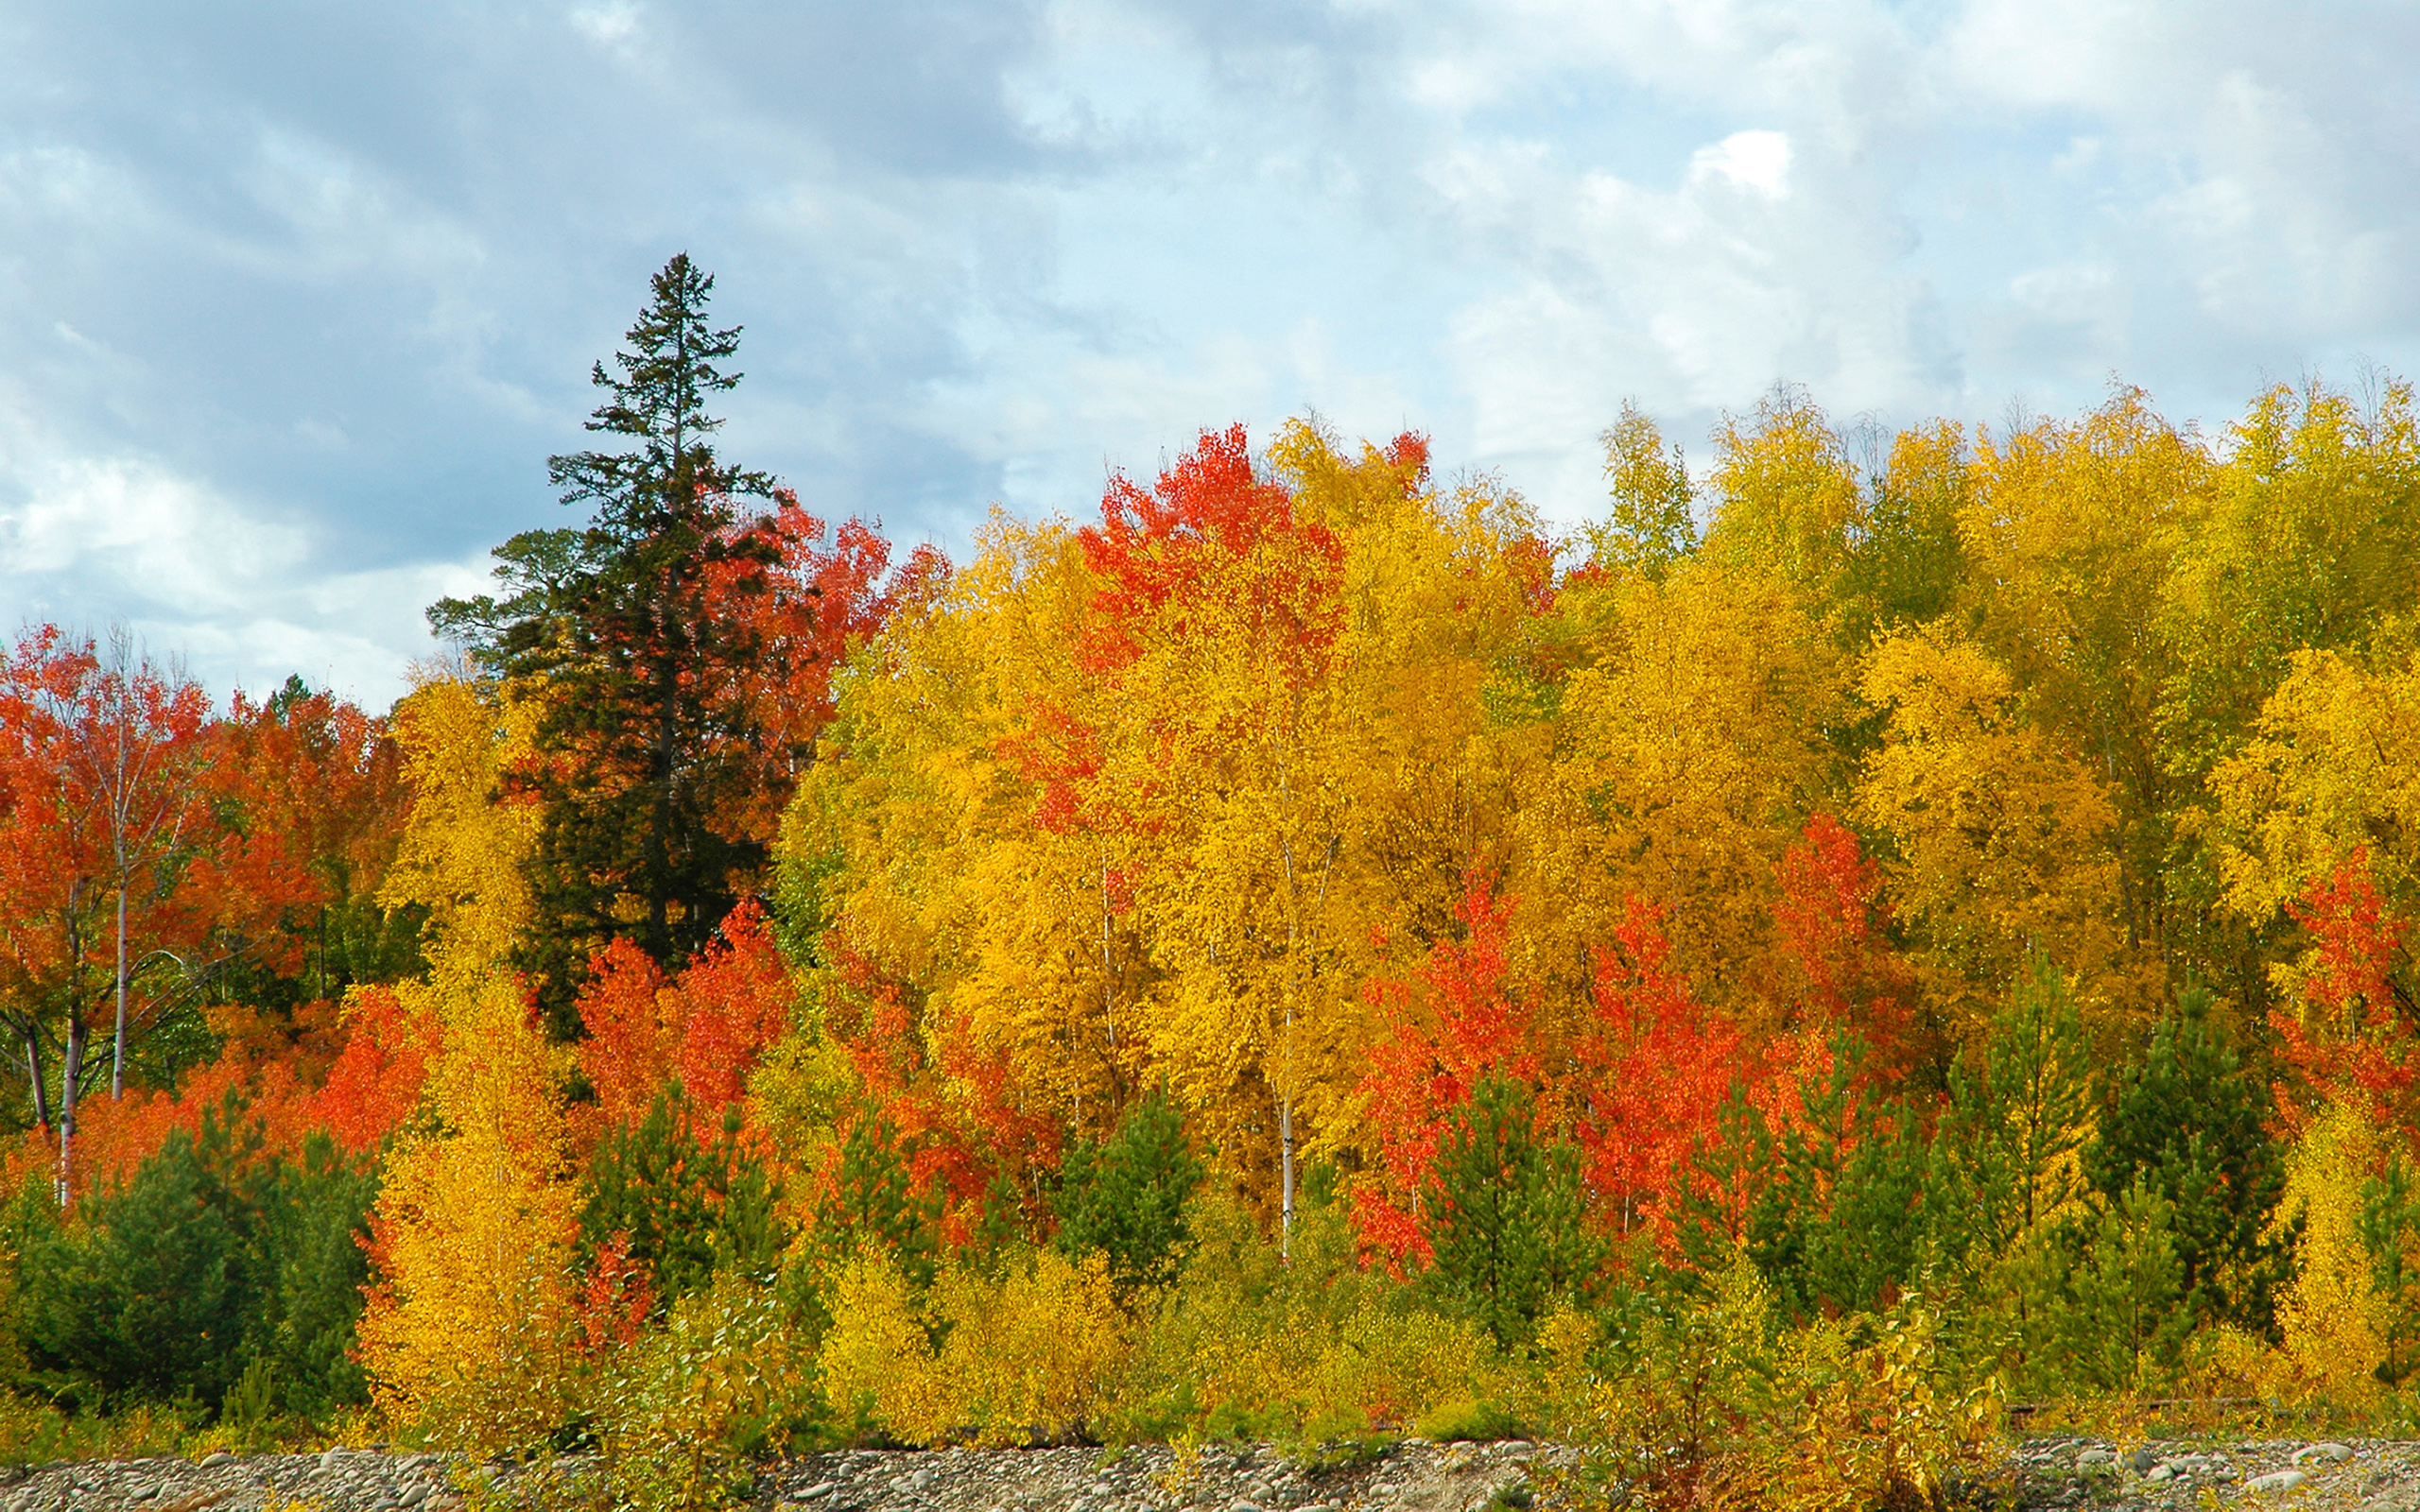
[21, 1028, 49, 1131]
[109, 627, 134, 1100]
[112, 878, 127, 1099]
[1278, 1086, 1295, 1262]
[57, 1012, 85, 1208]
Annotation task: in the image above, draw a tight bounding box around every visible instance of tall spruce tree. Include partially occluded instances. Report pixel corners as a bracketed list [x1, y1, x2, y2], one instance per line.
[431, 254, 782, 1030]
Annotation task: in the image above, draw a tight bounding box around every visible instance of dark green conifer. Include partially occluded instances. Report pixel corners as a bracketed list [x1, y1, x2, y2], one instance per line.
[2081, 983, 2290, 1336]
[431, 254, 786, 1031]
[1425, 1074, 1601, 1348]
[1053, 1084, 1206, 1296]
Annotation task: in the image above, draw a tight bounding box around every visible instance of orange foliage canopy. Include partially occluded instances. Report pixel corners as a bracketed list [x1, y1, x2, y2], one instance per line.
[1769, 813, 1920, 1076]
[574, 899, 797, 1137]
[22, 983, 439, 1202]
[1570, 897, 1745, 1246]
[1352, 880, 1750, 1262]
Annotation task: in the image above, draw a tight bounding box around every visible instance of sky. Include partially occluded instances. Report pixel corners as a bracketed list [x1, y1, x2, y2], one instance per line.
[4, 0, 2417, 709]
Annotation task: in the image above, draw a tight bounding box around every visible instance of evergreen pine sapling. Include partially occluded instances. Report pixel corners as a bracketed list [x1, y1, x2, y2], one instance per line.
[2080, 981, 2290, 1336]
[1424, 1074, 1600, 1348]
[1052, 1084, 1206, 1296]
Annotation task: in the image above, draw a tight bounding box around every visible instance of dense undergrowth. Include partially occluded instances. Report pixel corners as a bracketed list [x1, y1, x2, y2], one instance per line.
[2, 1003, 2417, 1512]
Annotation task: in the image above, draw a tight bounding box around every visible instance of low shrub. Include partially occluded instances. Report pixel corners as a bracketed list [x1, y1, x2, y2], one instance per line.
[596, 1273, 820, 1511]
[819, 1246, 1128, 1447]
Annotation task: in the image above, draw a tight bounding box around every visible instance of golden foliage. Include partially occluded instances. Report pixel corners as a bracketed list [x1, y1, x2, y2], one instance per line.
[353, 969, 578, 1450]
[377, 670, 540, 986]
[1523, 557, 1841, 1022]
[2213, 645, 2420, 931]
[1858, 626, 2125, 1022]
[817, 1247, 1129, 1447]
[2267, 1103, 2394, 1403]
[355, 667, 577, 1452]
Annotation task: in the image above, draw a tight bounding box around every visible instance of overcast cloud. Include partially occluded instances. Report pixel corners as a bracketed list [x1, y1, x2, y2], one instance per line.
[3, 0, 2415, 705]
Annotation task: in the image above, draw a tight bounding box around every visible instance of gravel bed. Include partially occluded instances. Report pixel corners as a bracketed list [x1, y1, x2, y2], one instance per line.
[16, 1433, 2420, 1510]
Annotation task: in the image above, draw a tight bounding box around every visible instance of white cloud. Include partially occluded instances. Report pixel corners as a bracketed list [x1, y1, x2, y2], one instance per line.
[6, 0, 2420, 701]
[569, 3, 643, 50]
[0, 397, 485, 707]
[1689, 130, 1792, 198]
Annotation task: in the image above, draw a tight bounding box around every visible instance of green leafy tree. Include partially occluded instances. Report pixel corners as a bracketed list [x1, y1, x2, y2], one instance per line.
[244, 1129, 383, 1417]
[431, 253, 785, 1030]
[1053, 1084, 1206, 1296]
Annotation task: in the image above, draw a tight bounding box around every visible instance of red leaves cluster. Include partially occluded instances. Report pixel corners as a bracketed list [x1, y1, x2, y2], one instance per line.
[2274, 849, 2420, 1132]
[1771, 812, 1920, 1077]
[1353, 877, 1750, 1267]
[574, 899, 797, 1136]
[705, 501, 953, 848]
[1570, 897, 1744, 1245]
[1076, 424, 1347, 679]
[31, 986, 439, 1201]
[314, 987, 443, 1154]
[0, 627, 218, 1019]
[578, 1229, 656, 1354]
[1354, 876, 1539, 1266]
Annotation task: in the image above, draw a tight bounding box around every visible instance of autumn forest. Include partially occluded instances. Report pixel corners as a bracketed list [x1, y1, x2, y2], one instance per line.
[6, 255, 2420, 1505]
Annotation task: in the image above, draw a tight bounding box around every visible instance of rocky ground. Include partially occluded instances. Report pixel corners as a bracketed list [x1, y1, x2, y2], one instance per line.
[2005, 1436, 2420, 1511]
[8, 1434, 2420, 1511]
[0, 1438, 1546, 1512]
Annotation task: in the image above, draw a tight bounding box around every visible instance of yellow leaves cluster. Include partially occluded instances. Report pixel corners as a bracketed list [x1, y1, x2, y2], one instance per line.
[1857, 627, 2123, 1019]
[355, 669, 578, 1450]
[354, 968, 578, 1449]
[377, 670, 540, 985]
[2214, 645, 2420, 925]
[2265, 1103, 2394, 1404]
[818, 1247, 1129, 1447]
[792, 423, 1555, 1217]
[1703, 385, 1866, 607]
[1526, 558, 1840, 1019]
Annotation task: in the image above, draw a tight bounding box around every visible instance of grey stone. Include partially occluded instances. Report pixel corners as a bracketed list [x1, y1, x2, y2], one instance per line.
[2295, 1442, 2357, 1465]
[2246, 1469, 2310, 1495]
[2121, 1448, 2158, 1473]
